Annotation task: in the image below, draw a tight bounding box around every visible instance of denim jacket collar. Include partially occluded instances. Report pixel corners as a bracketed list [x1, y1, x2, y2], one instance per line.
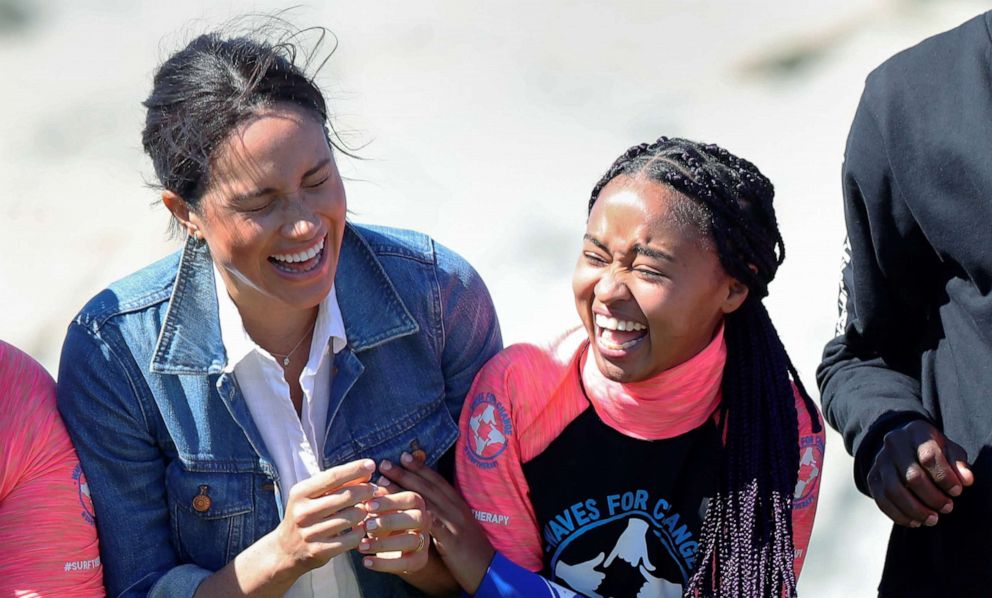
[150, 223, 420, 376]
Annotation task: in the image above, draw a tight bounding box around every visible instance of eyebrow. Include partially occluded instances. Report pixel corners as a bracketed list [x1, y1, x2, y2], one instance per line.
[231, 158, 333, 204]
[583, 234, 676, 263]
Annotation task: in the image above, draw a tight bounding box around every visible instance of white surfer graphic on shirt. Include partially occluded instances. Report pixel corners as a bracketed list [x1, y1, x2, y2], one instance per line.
[555, 517, 682, 598]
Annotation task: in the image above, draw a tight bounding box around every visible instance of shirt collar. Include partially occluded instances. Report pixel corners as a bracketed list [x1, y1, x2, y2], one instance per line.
[319, 285, 348, 355]
[151, 224, 418, 375]
[213, 264, 348, 372]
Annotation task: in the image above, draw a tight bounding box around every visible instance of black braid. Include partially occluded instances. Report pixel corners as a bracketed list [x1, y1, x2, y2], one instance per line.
[588, 136, 821, 597]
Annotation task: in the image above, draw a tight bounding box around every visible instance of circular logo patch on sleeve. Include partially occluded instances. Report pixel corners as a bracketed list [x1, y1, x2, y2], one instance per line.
[464, 392, 514, 469]
[72, 464, 96, 526]
[794, 435, 824, 509]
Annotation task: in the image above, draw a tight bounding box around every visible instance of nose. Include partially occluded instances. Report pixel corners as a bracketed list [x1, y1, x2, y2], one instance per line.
[280, 197, 320, 239]
[594, 268, 631, 304]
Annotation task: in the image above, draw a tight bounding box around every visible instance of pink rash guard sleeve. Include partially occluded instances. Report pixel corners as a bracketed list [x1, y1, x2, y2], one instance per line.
[455, 346, 546, 572]
[0, 341, 104, 597]
[790, 383, 825, 578]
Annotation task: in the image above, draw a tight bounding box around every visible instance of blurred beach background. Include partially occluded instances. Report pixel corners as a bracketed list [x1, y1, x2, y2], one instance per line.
[1, 0, 986, 594]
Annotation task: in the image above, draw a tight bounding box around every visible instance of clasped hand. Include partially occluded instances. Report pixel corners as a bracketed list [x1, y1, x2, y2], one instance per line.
[273, 458, 431, 578]
[867, 420, 974, 528]
[379, 452, 496, 594]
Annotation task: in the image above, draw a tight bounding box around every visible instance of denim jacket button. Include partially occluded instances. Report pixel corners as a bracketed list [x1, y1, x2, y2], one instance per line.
[192, 485, 212, 512]
[410, 439, 427, 463]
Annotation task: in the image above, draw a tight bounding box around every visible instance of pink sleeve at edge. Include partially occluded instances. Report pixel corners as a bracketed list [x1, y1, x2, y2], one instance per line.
[455, 353, 544, 572]
[0, 341, 105, 597]
[790, 384, 825, 581]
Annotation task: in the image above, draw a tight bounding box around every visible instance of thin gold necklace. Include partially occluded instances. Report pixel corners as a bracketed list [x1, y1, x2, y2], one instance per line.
[269, 320, 316, 367]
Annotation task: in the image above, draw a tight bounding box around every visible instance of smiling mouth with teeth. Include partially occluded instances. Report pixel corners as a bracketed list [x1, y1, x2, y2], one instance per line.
[594, 313, 648, 352]
[268, 236, 326, 274]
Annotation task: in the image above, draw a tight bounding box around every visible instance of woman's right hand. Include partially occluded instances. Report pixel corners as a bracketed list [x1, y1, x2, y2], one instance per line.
[273, 458, 380, 577]
[195, 458, 381, 597]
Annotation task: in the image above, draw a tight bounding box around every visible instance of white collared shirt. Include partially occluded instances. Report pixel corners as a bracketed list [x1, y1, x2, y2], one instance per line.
[214, 267, 359, 598]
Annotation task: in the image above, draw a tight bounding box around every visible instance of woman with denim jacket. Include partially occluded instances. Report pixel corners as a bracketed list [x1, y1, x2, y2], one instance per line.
[55, 27, 501, 598]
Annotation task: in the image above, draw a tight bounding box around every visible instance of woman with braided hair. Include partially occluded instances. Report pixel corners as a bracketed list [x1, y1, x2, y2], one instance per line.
[381, 136, 825, 597]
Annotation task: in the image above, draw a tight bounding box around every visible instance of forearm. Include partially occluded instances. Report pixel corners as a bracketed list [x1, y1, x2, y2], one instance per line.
[397, 548, 460, 597]
[820, 89, 938, 475]
[473, 552, 567, 598]
[818, 335, 931, 493]
[193, 531, 299, 598]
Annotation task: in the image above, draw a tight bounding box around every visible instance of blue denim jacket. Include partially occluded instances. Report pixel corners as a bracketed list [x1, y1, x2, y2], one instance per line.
[56, 223, 502, 597]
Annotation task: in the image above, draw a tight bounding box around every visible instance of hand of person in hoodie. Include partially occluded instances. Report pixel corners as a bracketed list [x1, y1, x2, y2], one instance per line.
[867, 420, 974, 528]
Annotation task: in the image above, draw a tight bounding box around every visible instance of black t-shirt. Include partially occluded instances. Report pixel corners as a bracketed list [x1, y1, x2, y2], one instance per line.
[522, 404, 721, 597]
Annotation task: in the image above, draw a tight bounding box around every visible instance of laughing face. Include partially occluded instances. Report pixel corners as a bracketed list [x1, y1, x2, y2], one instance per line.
[167, 103, 346, 323]
[572, 175, 748, 383]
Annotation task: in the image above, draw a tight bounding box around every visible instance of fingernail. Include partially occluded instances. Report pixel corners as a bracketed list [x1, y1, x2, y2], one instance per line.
[369, 500, 380, 512]
[359, 539, 370, 552]
[362, 459, 376, 471]
[401, 452, 413, 464]
[949, 485, 962, 497]
[363, 558, 373, 568]
[941, 503, 953, 514]
[366, 518, 379, 530]
[925, 514, 938, 526]
[380, 460, 392, 471]
[378, 476, 391, 487]
[910, 520, 921, 528]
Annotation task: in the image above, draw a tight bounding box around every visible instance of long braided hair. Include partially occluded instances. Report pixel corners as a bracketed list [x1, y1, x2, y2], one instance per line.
[588, 137, 821, 597]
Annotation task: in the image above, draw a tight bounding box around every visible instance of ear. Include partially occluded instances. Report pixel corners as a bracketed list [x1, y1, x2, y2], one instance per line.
[162, 191, 203, 240]
[720, 278, 750, 315]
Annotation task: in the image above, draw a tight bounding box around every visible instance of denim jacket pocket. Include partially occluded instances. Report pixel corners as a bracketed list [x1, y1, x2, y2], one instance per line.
[165, 466, 254, 571]
[328, 398, 459, 469]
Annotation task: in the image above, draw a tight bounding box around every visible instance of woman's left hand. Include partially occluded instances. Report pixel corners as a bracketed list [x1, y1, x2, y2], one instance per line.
[378, 453, 495, 594]
[358, 486, 432, 575]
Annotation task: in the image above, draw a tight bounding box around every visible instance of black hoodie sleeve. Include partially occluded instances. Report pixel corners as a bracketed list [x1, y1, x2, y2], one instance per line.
[817, 81, 941, 496]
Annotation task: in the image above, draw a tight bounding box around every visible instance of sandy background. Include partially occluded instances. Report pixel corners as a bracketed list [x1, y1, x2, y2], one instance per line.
[1, 1, 986, 594]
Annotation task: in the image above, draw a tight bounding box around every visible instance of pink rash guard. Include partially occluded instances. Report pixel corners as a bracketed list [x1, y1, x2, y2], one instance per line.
[456, 327, 824, 594]
[0, 341, 104, 597]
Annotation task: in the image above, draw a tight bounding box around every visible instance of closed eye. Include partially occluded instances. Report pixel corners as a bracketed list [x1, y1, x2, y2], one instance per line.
[584, 252, 608, 266]
[239, 197, 274, 213]
[635, 267, 664, 279]
[304, 176, 329, 189]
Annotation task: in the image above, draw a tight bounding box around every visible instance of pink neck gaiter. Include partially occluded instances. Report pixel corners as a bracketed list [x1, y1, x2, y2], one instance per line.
[580, 325, 727, 440]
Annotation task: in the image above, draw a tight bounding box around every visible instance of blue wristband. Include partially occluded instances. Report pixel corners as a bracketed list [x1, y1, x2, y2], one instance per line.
[469, 551, 578, 598]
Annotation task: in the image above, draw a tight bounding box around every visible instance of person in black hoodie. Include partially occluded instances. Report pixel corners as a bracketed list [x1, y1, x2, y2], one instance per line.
[818, 11, 992, 597]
